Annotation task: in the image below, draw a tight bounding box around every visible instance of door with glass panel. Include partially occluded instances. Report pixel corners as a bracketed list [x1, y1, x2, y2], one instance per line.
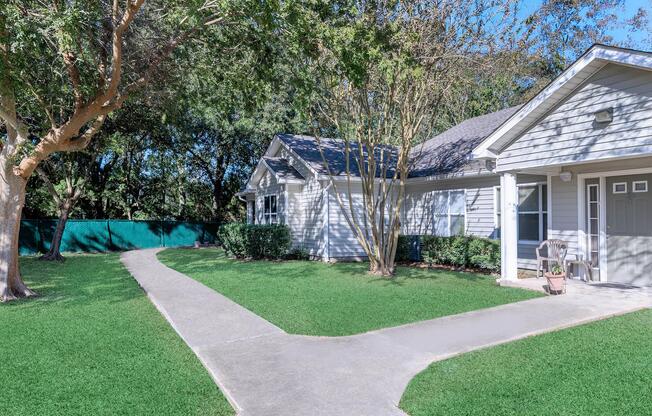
[585, 179, 600, 280]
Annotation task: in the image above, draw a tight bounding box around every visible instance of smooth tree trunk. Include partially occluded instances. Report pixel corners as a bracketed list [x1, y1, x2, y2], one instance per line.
[0, 157, 36, 301]
[40, 206, 70, 262]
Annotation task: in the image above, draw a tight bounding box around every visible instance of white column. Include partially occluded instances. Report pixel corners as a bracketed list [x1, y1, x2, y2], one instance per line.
[500, 172, 518, 281]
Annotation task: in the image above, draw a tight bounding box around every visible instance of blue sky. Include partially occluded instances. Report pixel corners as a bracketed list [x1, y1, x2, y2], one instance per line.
[518, 0, 651, 50]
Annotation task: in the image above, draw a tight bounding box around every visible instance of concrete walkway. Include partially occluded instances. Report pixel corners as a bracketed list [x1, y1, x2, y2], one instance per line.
[122, 249, 651, 416]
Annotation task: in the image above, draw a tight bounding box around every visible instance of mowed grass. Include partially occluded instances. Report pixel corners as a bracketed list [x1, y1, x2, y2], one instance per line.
[1, 254, 233, 416]
[400, 309, 652, 416]
[158, 248, 541, 336]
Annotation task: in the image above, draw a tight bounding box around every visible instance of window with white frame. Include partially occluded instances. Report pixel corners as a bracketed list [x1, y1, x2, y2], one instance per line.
[433, 190, 466, 236]
[495, 184, 547, 242]
[263, 195, 278, 224]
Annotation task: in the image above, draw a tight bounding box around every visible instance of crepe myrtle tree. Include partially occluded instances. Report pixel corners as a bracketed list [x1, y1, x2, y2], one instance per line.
[0, 0, 229, 301]
[308, 0, 523, 276]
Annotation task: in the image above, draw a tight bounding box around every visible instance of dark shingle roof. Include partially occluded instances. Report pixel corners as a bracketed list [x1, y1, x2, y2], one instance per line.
[276, 106, 520, 179]
[262, 156, 305, 181]
[277, 134, 397, 178]
[408, 106, 521, 178]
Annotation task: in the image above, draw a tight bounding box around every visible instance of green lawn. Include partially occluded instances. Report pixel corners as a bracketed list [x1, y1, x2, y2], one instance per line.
[400, 309, 652, 416]
[158, 248, 541, 336]
[1, 254, 233, 416]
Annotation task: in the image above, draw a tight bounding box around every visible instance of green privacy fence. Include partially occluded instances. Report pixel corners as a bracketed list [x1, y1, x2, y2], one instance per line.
[19, 219, 219, 256]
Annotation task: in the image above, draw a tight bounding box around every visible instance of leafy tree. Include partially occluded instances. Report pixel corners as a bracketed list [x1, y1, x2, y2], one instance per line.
[0, 0, 251, 301]
[300, 0, 525, 276]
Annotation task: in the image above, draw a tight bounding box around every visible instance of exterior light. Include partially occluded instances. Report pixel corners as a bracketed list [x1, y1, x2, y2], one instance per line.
[594, 108, 613, 124]
[560, 172, 572, 182]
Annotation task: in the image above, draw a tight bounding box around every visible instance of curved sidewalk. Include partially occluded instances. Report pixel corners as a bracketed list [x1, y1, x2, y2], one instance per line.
[122, 249, 650, 416]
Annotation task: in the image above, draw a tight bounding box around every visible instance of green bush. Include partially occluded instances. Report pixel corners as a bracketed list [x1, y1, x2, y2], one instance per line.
[218, 223, 249, 259]
[395, 236, 413, 262]
[218, 223, 291, 260]
[419, 235, 500, 272]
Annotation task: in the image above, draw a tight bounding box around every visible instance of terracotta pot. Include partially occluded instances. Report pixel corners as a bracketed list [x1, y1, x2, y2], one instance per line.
[545, 272, 565, 293]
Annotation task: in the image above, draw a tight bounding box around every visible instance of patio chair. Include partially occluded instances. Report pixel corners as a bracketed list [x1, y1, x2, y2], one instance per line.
[535, 239, 568, 278]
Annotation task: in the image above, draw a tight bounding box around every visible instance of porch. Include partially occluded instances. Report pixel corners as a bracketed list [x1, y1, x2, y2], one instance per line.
[499, 156, 652, 287]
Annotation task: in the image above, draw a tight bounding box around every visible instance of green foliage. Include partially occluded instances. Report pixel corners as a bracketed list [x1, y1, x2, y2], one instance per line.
[421, 236, 500, 273]
[218, 223, 291, 260]
[158, 248, 540, 336]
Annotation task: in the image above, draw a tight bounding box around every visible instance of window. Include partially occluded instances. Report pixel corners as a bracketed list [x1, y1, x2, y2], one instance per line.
[633, 181, 648, 193]
[263, 195, 278, 224]
[612, 182, 627, 194]
[433, 190, 466, 236]
[494, 184, 548, 242]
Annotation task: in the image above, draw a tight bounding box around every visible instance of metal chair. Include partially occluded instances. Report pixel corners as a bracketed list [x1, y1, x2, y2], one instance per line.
[536, 239, 568, 278]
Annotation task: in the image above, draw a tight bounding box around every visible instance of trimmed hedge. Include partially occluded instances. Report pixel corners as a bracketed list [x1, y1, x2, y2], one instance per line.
[219, 223, 291, 260]
[397, 235, 500, 273]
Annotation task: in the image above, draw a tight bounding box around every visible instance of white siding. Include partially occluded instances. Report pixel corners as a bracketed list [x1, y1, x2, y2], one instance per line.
[255, 171, 285, 225]
[403, 174, 546, 269]
[327, 184, 373, 258]
[548, 175, 579, 255]
[497, 64, 652, 171]
[269, 146, 325, 257]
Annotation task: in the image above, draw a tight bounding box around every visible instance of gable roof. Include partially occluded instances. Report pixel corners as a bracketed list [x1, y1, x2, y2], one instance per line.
[276, 133, 398, 178]
[409, 106, 521, 178]
[473, 44, 652, 159]
[274, 106, 519, 180]
[262, 157, 305, 181]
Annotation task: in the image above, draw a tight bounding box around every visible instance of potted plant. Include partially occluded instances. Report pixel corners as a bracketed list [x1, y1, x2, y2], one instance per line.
[545, 263, 565, 294]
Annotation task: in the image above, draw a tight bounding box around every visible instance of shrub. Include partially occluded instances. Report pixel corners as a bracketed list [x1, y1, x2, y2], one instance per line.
[418, 235, 500, 272]
[218, 223, 249, 259]
[286, 247, 310, 260]
[395, 235, 414, 262]
[218, 223, 291, 260]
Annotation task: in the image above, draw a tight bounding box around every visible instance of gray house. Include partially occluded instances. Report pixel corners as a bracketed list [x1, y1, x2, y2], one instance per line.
[239, 44, 652, 287]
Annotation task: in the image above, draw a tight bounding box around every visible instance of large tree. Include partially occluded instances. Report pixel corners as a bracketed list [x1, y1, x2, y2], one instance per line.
[304, 0, 525, 276]
[0, 0, 230, 301]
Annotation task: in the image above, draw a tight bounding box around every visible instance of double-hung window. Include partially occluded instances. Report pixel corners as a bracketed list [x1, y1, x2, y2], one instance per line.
[433, 190, 466, 236]
[495, 184, 547, 242]
[263, 195, 278, 224]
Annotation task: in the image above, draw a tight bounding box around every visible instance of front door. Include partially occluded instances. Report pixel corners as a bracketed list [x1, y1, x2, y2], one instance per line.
[606, 174, 652, 286]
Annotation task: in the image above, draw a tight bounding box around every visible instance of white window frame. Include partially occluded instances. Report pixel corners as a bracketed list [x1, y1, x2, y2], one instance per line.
[263, 194, 279, 224]
[632, 180, 648, 193]
[494, 183, 547, 244]
[612, 182, 627, 194]
[433, 189, 467, 237]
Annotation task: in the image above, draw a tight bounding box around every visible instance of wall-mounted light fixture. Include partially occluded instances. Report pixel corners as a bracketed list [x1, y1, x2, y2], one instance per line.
[560, 171, 572, 182]
[594, 108, 613, 124]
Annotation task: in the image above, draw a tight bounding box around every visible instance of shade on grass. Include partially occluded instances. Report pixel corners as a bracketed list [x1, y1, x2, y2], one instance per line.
[400, 309, 652, 416]
[0, 254, 233, 416]
[158, 248, 541, 336]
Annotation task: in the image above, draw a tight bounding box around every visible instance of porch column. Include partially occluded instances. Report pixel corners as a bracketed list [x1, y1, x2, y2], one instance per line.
[500, 172, 518, 281]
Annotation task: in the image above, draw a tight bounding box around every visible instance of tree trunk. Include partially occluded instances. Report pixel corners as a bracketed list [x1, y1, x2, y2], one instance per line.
[40, 206, 70, 262]
[0, 160, 36, 302]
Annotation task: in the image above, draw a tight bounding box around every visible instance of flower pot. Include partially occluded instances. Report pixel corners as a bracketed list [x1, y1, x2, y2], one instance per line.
[545, 272, 565, 294]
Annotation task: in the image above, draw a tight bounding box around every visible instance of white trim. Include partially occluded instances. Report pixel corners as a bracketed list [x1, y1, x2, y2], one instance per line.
[576, 166, 652, 283]
[546, 175, 552, 237]
[322, 183, 332, 262]
[494, 182, 547, 243]
[633, 180, 648, 193]
[262, 193, 279, 224]
[473, 45, 652, 159]
[599, 176, 608, 279]
[612, 182, 627, 194]
[433, 189, 467, 237]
